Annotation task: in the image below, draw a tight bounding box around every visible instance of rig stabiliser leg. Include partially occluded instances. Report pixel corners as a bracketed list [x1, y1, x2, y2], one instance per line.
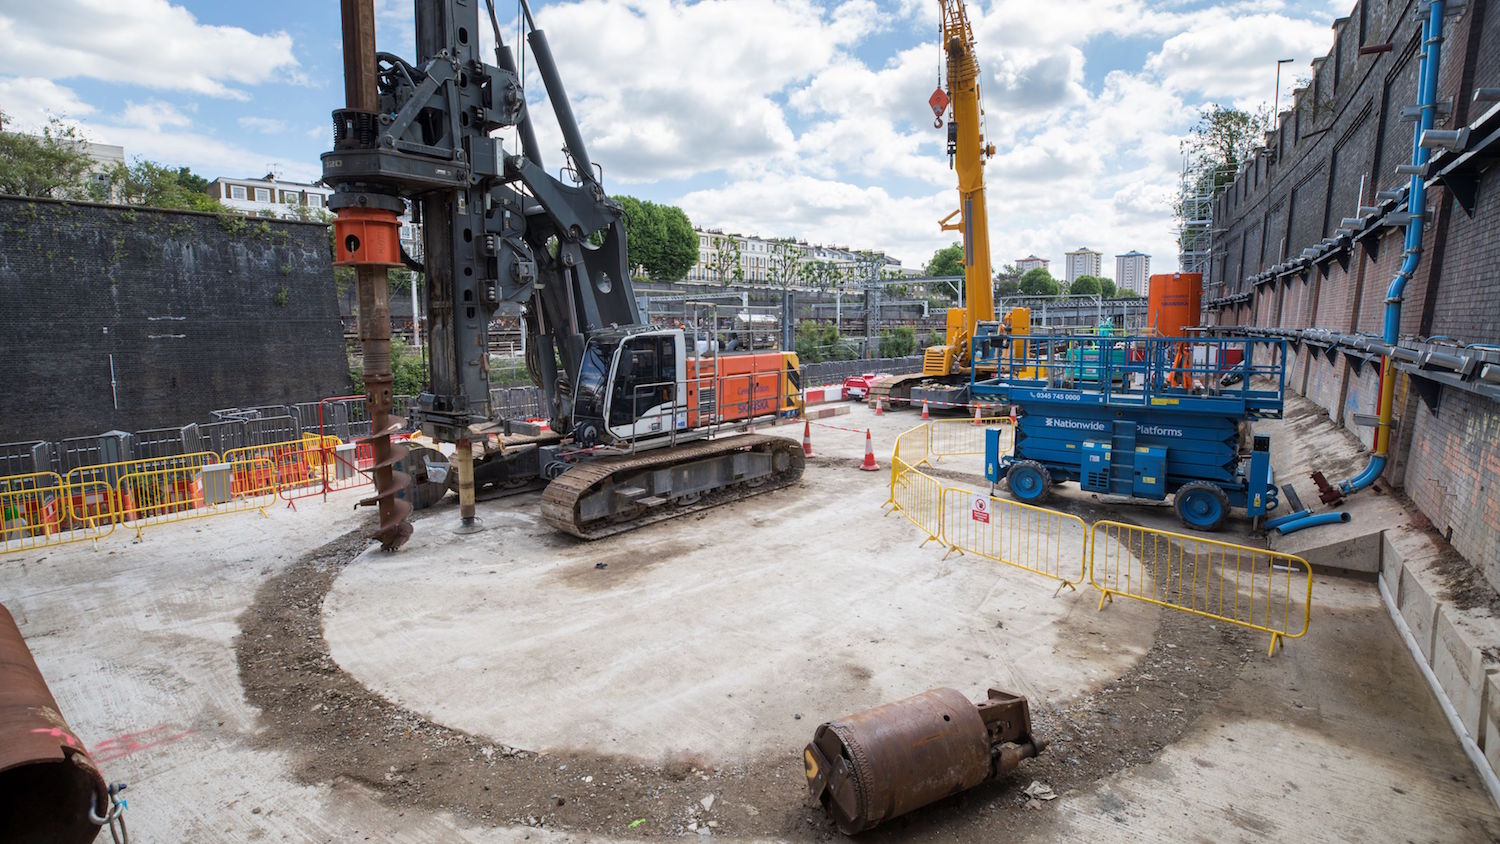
[803, 687, 1045, 834]
[452, 438, 485, 534]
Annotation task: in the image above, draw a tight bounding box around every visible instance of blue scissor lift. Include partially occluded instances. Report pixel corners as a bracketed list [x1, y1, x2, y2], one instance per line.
[972, 334, 1288, 531]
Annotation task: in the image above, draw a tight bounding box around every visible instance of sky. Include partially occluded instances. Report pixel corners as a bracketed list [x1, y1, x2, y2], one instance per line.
[0, 0, 1348, 275]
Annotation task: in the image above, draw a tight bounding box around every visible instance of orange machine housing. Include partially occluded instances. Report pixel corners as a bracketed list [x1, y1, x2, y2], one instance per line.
[1146, 272, 1202, 337]
[684, 351, 802, 427]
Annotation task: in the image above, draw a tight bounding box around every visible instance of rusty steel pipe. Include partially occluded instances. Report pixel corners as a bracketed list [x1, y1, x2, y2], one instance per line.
[338, 0, 412, 550]
[0, 603, 109, 843]
[804, 687, 1045, 834]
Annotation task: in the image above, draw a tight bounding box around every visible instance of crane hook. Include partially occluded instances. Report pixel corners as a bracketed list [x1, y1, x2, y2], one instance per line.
[934, 116, 944, 129]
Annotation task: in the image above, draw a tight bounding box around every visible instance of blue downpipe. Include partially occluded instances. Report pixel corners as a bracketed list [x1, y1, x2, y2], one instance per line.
[1264, 509, 1310, 531]
[1275, 511, 1352, 535]
[1340, 0, 1445, 496]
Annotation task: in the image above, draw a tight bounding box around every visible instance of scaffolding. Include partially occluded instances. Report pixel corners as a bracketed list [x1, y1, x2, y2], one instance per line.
[1177, 147, 1229, 300]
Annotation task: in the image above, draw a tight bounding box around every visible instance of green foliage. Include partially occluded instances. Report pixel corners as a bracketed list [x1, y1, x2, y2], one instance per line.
[767, 238, 803, 289]
[794, 320, 857, 363]
[799, 259, 843, 289]
[0, 116, 96, 198]
[1069, 274, 1104, 295]
[274, 285, 290, 307]
[878, 326, 916, 358]
[103, 159, 220, 212]
[1019, 267, 1060, 296]
[994, 262, 1022, 298]
[925, 242, 964, 278]
[612, 194, 697, 281]
[706, 234, 743, 285]
[1097, 276, 1117, 297]
[349, 342, 427, 395]
[1114, 288, 1141, 299]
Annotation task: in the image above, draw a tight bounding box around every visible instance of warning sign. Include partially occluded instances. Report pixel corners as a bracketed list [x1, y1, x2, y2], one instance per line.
[970, 493, 991, 524]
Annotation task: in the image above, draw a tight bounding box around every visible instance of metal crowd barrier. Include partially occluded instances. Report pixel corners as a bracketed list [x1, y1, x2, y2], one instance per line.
[0, 472, 117, 555]
[884, 420, 1315, 652]
[116, 457, 277, 537]
[1089, 521, 1312, 654]
[929, 417, 1012, 460]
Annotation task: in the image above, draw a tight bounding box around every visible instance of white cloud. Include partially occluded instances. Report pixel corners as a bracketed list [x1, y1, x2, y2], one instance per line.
[0, 77, 95, 129]
[118, 100, 193, 133]
[1146, 10, 1330, 107]
[0, 1, 298, 100]
[239, 116, 289, 134]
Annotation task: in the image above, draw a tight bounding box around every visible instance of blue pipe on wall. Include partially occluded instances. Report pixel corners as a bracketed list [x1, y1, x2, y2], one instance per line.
[1275, 510, 1352, 535]
[1339, 0, 1446, 496]
[1264, 509, 1310, 530]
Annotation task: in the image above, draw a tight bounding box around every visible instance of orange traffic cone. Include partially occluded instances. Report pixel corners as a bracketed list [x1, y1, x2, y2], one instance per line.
[972, 404, 983, 425]
[874, 396, 884, 416]
[921, 400, 930, 420]
[859, 429, 880, 471]
[802, 419, 814, 458]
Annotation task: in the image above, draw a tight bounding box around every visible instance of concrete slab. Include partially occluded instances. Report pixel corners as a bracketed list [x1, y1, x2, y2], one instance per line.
[1433, 607, 1500, 740]
[323, 438, 1152, 762]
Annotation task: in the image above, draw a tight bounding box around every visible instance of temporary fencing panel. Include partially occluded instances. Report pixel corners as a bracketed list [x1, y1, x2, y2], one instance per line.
[942, 488, 1087, 588]
[1089, 521, 1312, 654]
[885, 420, 1315, 652]
[929, 418, 1012, 460]
[1, 471, 113, 555]
[115, 457, 276, 536]
[246, 415, 300, 447]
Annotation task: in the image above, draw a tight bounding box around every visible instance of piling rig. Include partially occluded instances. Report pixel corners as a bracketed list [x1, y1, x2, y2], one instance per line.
[323, 0, 805, 544]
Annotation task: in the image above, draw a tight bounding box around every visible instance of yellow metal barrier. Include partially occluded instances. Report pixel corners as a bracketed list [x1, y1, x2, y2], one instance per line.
[115, 457, 276, 537]
[928, 417, 1012, 460]
[1, 472, 117, 555]
[225, 438, 338, 493]
[889, 453, 944, 544]
[1088, 520, 1312, 654]
[942, 488, 1088, 589]
[64, 452, 222, 492]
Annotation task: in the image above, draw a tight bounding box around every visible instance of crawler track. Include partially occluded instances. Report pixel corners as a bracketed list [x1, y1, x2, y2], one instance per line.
[540, 434, 805, 539]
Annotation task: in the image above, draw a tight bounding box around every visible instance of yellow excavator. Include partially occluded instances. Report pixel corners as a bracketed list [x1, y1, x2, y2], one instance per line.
[871, 0, 1029, 411]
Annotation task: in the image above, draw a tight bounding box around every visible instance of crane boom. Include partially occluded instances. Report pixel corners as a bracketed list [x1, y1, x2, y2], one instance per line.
[925, 0, 995, 377]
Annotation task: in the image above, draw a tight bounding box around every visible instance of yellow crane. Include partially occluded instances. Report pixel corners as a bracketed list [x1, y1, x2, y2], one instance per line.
[924, 0, 1001, 378]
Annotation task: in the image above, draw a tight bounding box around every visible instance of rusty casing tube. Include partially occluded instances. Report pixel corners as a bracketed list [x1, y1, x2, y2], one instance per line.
[803, 687, 1044, 834]
[0, 603, 108, 843]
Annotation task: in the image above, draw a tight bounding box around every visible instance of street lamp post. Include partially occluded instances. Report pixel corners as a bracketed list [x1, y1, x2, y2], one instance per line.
[1274, 58, 1295, 116]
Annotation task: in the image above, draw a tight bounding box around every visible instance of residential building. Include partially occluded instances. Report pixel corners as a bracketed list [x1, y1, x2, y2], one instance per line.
[689, 228, 905, 285]
[1115, 250, 1150, 296]
[1064, 247, 1102, 285]
[207, 173, 422, 261]
[1016, 255, 1050, 274]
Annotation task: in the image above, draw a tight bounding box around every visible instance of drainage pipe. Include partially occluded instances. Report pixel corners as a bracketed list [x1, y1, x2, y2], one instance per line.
[1263, 509, 1311, 531]
[1273, 510, 1351, 535]
[1339, 0, 1446, 496]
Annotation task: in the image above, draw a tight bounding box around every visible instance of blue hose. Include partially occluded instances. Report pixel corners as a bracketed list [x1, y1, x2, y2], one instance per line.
[1264, 509, 1310, 530]
[1275, 511, 1351, 535]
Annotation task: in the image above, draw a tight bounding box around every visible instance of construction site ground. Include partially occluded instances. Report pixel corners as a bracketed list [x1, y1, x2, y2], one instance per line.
[5, 396, 1499, 842]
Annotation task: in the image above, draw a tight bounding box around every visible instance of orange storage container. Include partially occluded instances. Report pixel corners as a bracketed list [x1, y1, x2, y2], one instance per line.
[1146, 272, 1202, 337]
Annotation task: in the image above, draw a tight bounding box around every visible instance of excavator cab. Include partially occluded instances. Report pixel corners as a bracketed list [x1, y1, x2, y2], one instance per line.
[572, 330, 688, 447]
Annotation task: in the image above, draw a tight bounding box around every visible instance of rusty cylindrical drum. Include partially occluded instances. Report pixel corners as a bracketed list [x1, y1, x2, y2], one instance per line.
[804, 687, 1044, 834]
[0, 602, 109, 843]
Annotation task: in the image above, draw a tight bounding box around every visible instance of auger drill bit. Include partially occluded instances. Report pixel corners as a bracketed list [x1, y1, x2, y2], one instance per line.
[332, 0, 412, 550]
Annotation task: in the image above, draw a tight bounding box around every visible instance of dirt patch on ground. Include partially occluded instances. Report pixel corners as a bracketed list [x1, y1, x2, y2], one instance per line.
[236, 521, 1254, 841]
[1432, 548, 1500, 615]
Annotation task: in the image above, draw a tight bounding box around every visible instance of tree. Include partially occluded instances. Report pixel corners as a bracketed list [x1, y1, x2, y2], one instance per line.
[707, 234, 742, 285]
[0, 115, 96, 198]
[1114, 288, 1141, 299]
[1097, 277, 1117, 297]
[612, 195, 696, 281]
[103, 159, 221, 212]
[879, 326, 916, 357]
[925, 242, 964, 278]
[794, 320, 856, 363]
[994, 262, 1022, 298]
[1069, 274, 1104, 296]
[1018, 267, 1060, 296]
[767, 238, 803, 290]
